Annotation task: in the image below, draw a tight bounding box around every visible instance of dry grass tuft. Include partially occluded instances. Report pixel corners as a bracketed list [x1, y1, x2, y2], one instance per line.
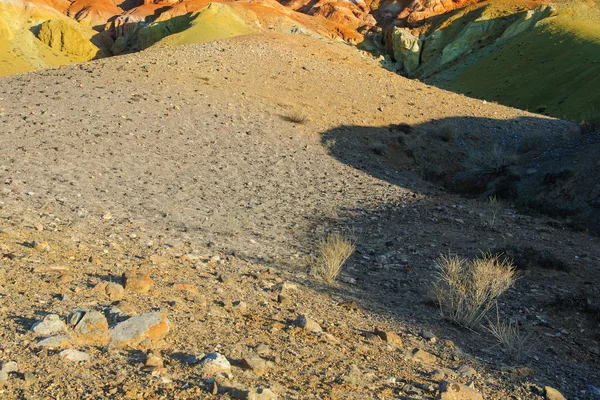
[486, 313, 533, 360]
[432, 253, 517, 329]
[283, 110, 309, 124]
[311, 232, 355, 283]
[481, 195, 502, 229]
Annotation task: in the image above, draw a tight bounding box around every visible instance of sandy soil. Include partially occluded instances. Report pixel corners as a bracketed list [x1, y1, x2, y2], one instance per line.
[0, 33, 598, 399]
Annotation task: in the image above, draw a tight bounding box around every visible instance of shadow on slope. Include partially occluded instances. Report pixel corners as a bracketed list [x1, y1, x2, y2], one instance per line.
[319, 116, 600, 234]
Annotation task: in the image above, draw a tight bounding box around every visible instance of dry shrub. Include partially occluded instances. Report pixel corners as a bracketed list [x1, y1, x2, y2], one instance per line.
[283, 110, 308, 124]
[486, 313, 533, 360]
[579, 109, 600, 134]
[311, 232, 355, 283]
[481, 195, 502, 229]
[432, 253, 517, 329]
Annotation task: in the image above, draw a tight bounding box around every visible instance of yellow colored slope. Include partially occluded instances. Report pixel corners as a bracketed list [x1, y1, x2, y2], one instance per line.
[0, 0, 100, 77]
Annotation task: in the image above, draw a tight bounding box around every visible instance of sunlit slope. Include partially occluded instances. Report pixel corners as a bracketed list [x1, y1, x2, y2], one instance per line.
[448, 14, 600, 120]
[0, 0, 100, 77]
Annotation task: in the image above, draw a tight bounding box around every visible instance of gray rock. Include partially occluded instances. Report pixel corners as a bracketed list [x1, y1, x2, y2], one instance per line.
[74, 310, 109, 339]
[37, 335, 72, 349]
[242, 352, 268, 374]
[438, 380, 483, 400]
[59, 349, 90, 362]
[109, 312, 170, 347]
[428, 369, 446, 380]
[456, 365, 477, 377]
[198, 353, 231, 377]
[412, 348, 437, 364]
[68, 309, 86, 326]
[0, 370, 8, 383]
[294, 314, 322, 333]
[1, 361, 17, 373]
[105, 306, 129, 325]
[31, 314, 67, 336]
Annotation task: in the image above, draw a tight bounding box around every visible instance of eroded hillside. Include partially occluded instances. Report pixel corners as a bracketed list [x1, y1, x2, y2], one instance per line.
[0, 32, 598, 399]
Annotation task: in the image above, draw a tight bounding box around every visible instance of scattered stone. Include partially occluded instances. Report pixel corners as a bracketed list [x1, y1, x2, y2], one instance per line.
[59, 349, 90, 362]
[277, 293, 291, 306]
[105, 283, 125, 300]
[544, 386, 566, 400]
[421, 330, 437, 343]
[241, 352, 268, 374]
[218, 274, 233, 285]
[1, 361, 17, 373]
[255, 344, 270, 357]
[412, 348, 438, 364]
[0, 370, 8, 384]
[294, 314, 322, 333]
[198, 353, 231, 377]
[246, 387, 277, 400]
[374, 328, 403, 346]
[338, 301, 359, 311]
[109, 312, 170, 347]
[173, 283, 198, 293]
[428, 369, 446, 380]
[232, 301, 248, 311]
[123, 270, 153, 294]
[342, 364, 375, 386]
[403, 383, 422, 396]
[438, 379, 483, 400]
[31, 314, 67, 336]
[145, 353, 163, 368]
[456, 365, 477, 377]
[502, 366, 533, 377]
[37, 335, 72, 349]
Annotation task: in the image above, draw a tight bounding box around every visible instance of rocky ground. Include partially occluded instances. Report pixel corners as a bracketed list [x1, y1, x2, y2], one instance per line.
[0, 33, 598, 399]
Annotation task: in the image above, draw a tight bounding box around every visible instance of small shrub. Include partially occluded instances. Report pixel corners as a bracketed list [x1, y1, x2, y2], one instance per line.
[481, 195, 502, 229]
[486, 313, 533, 360]
[283, 111, 308, 124]
[436, 123, 456, 142]
[311, 232, 355, 283]
[579, 109, 600, 134]
[432, 253, 517, 329]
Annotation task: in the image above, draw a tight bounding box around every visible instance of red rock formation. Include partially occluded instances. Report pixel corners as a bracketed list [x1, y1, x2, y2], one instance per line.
[397, 0, 482, 24]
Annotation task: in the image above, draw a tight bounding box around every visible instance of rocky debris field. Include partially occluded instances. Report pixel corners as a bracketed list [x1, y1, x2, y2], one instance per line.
[0, 33, 598, 399]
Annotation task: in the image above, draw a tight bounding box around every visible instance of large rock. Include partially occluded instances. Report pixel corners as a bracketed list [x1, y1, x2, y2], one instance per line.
[73, 310, 109, 344]
[501, 5, 557, 40]
[37, 19, 101, 60]
[390, 27, 422, 73]
[109, 312, 170, 347]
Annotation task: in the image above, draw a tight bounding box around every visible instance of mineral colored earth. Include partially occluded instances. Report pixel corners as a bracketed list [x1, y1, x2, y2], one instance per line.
[0, 32, 598, 399]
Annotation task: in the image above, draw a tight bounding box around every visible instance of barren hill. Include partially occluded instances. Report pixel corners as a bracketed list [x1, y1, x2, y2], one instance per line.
[0, 32, 598, 399]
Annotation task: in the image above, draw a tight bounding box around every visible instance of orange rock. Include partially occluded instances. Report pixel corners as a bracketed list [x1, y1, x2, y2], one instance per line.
[123, 270, 153, 294]
[173, 283, 198, 293]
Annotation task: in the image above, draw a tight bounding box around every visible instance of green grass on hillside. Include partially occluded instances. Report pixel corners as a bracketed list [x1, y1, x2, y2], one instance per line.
[447, 15, 600, 121]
